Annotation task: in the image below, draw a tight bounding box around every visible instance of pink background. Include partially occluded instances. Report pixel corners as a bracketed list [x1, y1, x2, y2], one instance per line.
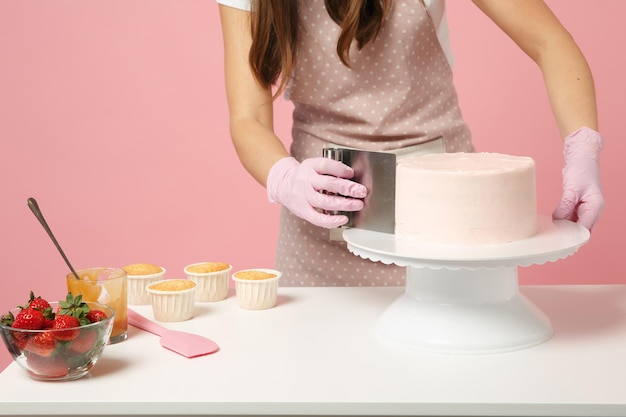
[1, 1, 624, 370]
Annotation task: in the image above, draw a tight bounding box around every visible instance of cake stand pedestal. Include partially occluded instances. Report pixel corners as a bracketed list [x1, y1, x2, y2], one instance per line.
[343, 216, 590, 354]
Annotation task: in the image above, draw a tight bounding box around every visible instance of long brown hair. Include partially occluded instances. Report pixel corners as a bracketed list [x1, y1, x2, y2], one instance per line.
[249, 0, 392, 96]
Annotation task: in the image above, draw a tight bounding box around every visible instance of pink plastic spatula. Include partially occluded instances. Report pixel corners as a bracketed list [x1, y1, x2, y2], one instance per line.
[127, 309, 219, 358]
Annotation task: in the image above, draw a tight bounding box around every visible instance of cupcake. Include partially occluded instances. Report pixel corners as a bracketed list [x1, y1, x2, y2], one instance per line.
[232, 268, 282, 310]
[123, 263, 166, 306]
[184, 262, 232, 302]
[146, 279, 196, 322]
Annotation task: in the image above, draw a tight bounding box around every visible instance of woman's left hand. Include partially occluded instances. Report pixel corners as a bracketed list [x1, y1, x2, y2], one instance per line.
[552, 127, 605, 231]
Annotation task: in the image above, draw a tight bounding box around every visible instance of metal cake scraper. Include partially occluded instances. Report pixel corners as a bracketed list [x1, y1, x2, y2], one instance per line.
[322, 138, 444, 238]
[322, 148, 397, 235]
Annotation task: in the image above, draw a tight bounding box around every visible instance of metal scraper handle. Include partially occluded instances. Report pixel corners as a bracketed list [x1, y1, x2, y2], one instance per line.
[322, 147, 354, 219]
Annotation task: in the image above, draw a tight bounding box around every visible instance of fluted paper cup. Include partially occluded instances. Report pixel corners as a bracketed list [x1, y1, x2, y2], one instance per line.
[184, 262, 232, 302]
[123, 264, 166, 305]
[232, 269, 282, 310]
[147, 279, 196, 322]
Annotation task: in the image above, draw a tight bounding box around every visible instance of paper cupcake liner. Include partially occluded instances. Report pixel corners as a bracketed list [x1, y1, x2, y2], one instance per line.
[127, 268, 166, 305]
[232, 269, 281, 310]
[147, 279, 196, 322]
[185, 263, 232, 302]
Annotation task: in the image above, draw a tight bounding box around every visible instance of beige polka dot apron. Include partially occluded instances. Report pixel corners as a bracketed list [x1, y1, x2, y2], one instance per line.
[276, 0, 474, 286]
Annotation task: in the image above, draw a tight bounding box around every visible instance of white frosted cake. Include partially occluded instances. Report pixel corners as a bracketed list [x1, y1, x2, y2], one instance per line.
[395, 152, 537, 245]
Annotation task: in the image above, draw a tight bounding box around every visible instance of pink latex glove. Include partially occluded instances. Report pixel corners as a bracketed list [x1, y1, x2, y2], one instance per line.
[552, 127, 605, 231]
[267, 156, 368, 228]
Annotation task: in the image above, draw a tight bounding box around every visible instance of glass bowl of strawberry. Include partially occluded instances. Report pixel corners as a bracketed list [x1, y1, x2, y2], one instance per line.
[0, 292, 115, 381]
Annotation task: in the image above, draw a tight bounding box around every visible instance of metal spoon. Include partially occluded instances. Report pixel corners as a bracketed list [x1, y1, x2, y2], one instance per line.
[27, 197, 80, 280]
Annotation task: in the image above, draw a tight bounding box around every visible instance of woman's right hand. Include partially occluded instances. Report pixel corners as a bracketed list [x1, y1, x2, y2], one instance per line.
[267, 157, 368, 228]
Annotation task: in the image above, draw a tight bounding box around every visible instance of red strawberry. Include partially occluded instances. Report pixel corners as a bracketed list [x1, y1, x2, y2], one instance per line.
[26, 291, 51, 311]
[26, 331, 57, 357]
[86, 310, 108, 323]
[12, 308, 45, 330]
[52, 315, 80, 341]
[10, 331, 30, 350]
[57, 293, 91, 325]
[70, 330, 99, 353]
[26, 353, 68, 378]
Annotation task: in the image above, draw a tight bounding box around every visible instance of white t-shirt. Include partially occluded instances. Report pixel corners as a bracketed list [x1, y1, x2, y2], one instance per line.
[216, 0, 454, 66]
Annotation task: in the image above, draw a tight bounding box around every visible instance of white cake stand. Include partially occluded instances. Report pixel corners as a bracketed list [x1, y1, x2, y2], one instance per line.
[343, 215, 590, 354]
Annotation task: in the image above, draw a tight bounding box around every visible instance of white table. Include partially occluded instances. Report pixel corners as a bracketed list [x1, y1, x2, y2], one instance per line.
[1, 285, 625, 416]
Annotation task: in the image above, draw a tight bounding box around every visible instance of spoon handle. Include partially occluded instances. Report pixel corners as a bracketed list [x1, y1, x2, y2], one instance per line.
[27, 197, 80, 280]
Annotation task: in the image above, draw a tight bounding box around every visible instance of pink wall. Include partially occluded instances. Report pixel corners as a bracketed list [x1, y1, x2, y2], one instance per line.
[1, 1, 624, 370]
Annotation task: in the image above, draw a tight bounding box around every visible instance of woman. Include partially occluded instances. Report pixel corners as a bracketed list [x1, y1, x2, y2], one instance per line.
[217, 0, 604, 286]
